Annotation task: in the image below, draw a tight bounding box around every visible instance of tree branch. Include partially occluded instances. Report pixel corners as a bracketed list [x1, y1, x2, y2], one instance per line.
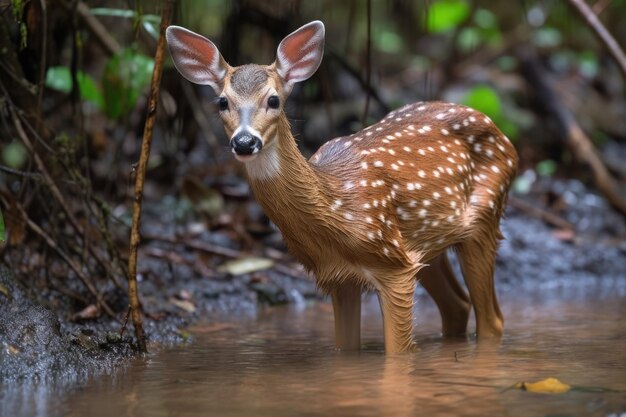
[519, 49, 626, 219]
[127, 0, 175, 353]
[567, 0, 626, 80]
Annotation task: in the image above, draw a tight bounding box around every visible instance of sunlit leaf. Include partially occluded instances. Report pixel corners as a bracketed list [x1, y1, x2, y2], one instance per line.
[427, 0, 470, 33]
[462, 85, 501, 118]
[376, 29, 403, 53]
[102, 48, 154, 119]
[77, 72, 105, 108]
[536, 159, 557, 177]
[218, 257, 274, 276]
[142, 20, 160, 39]
[458, 27, 480, 52]
[90, 8, 136, 18]
[533, 27, 562, 48]
[2, 142, 28, 169]
[578, 51, 598, 78]
[515, 377, 571, 394]
[45, 66, 72, 92]
[474, 9, 496, 29]
[45, 66, 104, 108]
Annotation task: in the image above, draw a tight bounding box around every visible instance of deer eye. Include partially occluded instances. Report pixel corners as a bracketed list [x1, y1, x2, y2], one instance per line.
[267, 95, 280, 109]
[218, 97, 229, 111]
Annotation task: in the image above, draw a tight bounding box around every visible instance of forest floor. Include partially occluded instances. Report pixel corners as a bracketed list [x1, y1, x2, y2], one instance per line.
[1, 177, 625, 383]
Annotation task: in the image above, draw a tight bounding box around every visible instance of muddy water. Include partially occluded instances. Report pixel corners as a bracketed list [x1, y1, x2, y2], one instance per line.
[5, 283, 626, 417]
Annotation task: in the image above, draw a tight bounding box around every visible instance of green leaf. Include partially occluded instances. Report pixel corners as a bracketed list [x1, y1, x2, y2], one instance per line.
[376, 29, 403, 53]
[462, 85, 502, 119]
[458, 27, 480, 52]
[427, 0, 470, 33]
[536, 159, 557, 177]
[141, 20, 160, 39]
[533, 27, 562, 48]
[45, 66, 72, 92]
[90, 8, 137, 18]
[102, 48, 154, 119]
[2, 142, 28, 169]
[45, 66, 104, 108]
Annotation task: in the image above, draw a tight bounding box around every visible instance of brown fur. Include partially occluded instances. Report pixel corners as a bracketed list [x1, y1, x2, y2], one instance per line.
[239, 102, 517, 353]
[166, 22, 518, 354]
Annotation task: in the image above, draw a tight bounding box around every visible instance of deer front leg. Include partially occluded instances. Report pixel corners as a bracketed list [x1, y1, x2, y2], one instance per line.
[331, 282, 362, 351]
[377, 277, 417, 354]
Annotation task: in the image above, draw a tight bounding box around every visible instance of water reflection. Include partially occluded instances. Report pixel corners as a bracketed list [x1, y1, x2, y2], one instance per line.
[3, 285, 626, 417]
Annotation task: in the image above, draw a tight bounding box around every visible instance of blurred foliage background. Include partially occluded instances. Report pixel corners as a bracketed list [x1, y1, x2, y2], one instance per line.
[0, 0, 625, 317]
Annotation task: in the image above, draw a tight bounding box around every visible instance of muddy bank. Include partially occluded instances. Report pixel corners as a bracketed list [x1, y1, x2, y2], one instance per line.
[1, 179, 625, 382]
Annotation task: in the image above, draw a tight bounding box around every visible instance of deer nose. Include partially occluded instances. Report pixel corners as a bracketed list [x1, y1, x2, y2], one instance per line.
[231, 132, 262, 155]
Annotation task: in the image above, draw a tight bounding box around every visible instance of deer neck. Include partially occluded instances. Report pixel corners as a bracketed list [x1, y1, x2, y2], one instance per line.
[244, 115, 336, 261]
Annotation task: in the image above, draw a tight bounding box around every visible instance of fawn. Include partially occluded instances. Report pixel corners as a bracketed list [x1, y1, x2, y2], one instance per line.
[166, 21, 518, 353]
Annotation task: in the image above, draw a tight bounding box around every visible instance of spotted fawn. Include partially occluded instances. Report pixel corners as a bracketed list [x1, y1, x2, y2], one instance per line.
[166, 21, 518, 353]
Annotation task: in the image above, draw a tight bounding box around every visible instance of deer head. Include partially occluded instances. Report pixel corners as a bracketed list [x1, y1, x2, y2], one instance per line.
[166, 21, 325, 163]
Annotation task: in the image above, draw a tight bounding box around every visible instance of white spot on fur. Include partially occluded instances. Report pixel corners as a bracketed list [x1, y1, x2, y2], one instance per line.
[331, 200, 342, 211]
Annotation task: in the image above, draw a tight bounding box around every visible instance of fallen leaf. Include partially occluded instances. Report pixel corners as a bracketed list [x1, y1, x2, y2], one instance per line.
[0, 283, 10, 298]
[552, 229, 576, 242]
[73, 304, 100, 321]
[515, 377, 571, 394]
[170, 298, 196, 313]
[218, 257, 274, 275]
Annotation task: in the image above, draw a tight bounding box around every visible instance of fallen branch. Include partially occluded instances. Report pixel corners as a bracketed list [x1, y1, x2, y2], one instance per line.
[508, 196, 574, 231]
[567, 0, 626, 80]
[127, 0, 175, 353]
[519, 50, 626, 219]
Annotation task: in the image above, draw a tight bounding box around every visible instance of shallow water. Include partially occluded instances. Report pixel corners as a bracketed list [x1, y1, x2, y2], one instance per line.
[4, 283, 626, 417]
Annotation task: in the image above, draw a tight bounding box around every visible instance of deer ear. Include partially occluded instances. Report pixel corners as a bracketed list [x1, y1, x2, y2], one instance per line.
[275, 21, 325, 93]
[166, 25, 228, 93]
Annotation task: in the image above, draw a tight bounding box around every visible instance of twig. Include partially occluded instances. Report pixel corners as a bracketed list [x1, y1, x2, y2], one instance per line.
[127, 0, 175, 354]
[143, 234, 242, 259]
[75, 1, 122, 56]
[142, 246, 217, 278]
[15, 202, 117, 318]
[519, 50, 626, 219]
[11, 109, 84, 237]
[567, 0, 626, 80]
[10, 106, 119, 285]
[508, 196, 575, 231]
[326, 48, 390, 114]
[0, 164, 42, 178]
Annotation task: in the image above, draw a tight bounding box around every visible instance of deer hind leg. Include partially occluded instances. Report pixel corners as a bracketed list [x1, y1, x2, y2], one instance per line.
[456, 230, 504, 339]
[418, 252, 471, 337]
[377, 274, 417, 354]
[331, 282, 362, 351]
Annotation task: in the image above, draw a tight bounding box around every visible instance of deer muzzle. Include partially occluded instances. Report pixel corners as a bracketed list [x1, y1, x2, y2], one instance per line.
[231, 131, 262, 161]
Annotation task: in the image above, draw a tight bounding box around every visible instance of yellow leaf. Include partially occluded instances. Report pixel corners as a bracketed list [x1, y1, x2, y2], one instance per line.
[517, 377, 571, 394]
[218, 257, 274, 275]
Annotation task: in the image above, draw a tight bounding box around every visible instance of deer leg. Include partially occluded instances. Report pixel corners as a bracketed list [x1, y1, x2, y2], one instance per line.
[377, 277, 417, 354]
[331, 282, 362, 351]
[418, 252, 471, 337]
[457, 234, 504, 339]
